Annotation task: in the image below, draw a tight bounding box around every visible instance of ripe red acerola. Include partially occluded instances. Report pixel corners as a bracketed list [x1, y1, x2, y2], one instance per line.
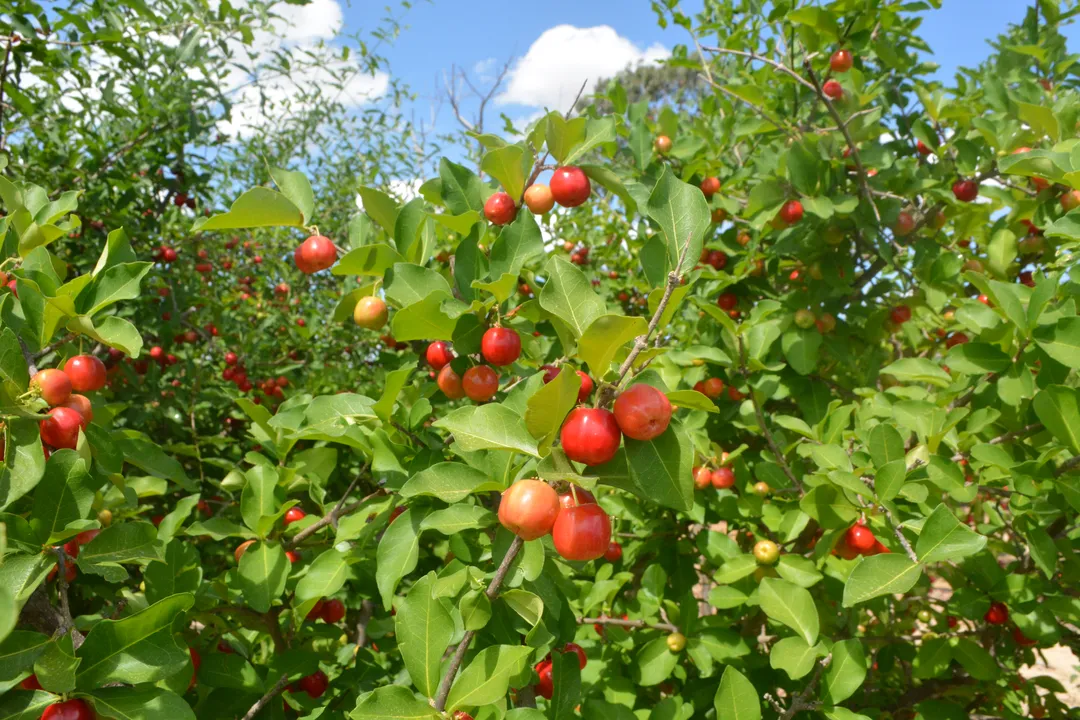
[498, 479, 560, 540]
[437, 365, 465, 400]
[20, 674, 43, 690]
[298, 670, 329, 698]
[462, 365, 499, 402]
[613, 383, 672, 441]
[295, 235, 337, 273]
[481, 327, 521, 366]
[426, 341, 454, 370]
[984, 601, 1009, 625]
[945, 332, 969, 349]
[41, 699, 95, 720]
[60, 394, 93, 425]
[560, 407, 622, 466]
[700, 176, 721, 198]
[64, 355, 106, 392]
[717, 292, 737, 311]
[779, 200, 804, 225]
[40, 406, 85, 450]
[552, 503, 612, 561]
[890, 306, 912, 324]
[558, 487, 596, 509]
[286, 550, 301, 563]
[483, 191, 518, 225]
[823, 79, 843, 99]
[694, 466, 712, 489]
[916, 140, 932, 155]
[844, 523, 877, 553]
[321, 598, 346, 623]
[894, 211, 915, 236]
[711, 466, 735, 489]
[563, 642, 587, 669]
[701, 378, 724, 399]
[706, 250, 727, 270]
[31, 369, 73, 406]
[549, 166, 591, 208]
[952, 179, 979, 202]
[604, 541, 623, 562]
[653, 135, 672, 154]
[830, 49, 853, 72]
[534, 659, 554, 699]
[283, 507, 306, 527]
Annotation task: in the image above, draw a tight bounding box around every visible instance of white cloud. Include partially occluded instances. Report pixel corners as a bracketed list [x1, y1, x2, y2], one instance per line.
[497, 25, 668, 110]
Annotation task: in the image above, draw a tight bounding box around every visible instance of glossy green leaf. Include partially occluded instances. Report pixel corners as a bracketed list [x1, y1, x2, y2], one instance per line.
[842, 555, 922, 607]
[916, 504, 987, 564]
[759, 577, 819, 645]
[714, 666, 760, 720]
[434, 404, 540, 456]
[445, 645, 532, 712]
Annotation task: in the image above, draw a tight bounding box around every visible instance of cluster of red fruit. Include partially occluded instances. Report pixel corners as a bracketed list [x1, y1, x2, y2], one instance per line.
[29, 356, 105, 452]
[692, 376, 744, 403]
[499, 481, 622, 563]
[152, 244, 179, 263]
[220, 351, 289, 404]
[428, 326, 522, 403]
[482, 165, 591, 226]
[533, 642, 587, 700]
[558, 382, 673, 468]
[306, 597, 347, 624]
[834, 520, 889, 559]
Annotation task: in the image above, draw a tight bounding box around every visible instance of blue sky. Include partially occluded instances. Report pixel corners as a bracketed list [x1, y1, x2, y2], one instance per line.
[338, 1, 1071, 138]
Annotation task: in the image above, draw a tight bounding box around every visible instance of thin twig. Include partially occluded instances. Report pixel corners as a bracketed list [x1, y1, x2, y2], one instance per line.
[52, 547, 85, 648]
[240, 674, 290, 720]
[702, 46, 817, 90]
[885, 509, 919, 563]
[17, 336, 38, 376]
[1055, 454, 1080, 478]
[578, 616, 679, 632]
[434, 536, 525, 711]
[285, 475, 378, 549]
[779, 655, 830, 719]
[698, 74, 798, 139]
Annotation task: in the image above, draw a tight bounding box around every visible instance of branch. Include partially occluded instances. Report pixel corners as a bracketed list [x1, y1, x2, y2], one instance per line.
[779, 655, 830, 719]
[738, 336, 801, 491]
[433, 536, 525, 711]
[884, 509, 919, 563]
[0, 36, 11, 151]
[240, 674, 290, 720]
[1055, 454, 1080, 478]
[950, 423, 1043, 461]
[698, 74, 797, 139]
[578, 616, 679, 633]
[285, 474, 378, 549]
[702, 46, 817, 91]
[52, 547, 85, 649]
[17, 336, 38, 376]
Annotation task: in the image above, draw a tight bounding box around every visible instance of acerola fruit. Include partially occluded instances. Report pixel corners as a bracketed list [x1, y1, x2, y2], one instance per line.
[286, 550, 301, 563]
[916, 140, 932, 155]
[295, 235, 337, 273]
[845, 523, 877, 553]
[560, 407, 622, 466]
[353, 296, 388, 330]
[823, 79, 843, 99]
[753, 539, 779, 564]
[20, 674, 42, 690]
[31, 369, 73, 406]
[1061, 189, 1080, 211]
[694, 466, 713, 490]
[666, 632, 687, 652]
[700, 176, 720, 198]
[60, 394, 93, 425]
[707, 250, 727, 270]
[794, 309, 816, 329]
[702, 378, 724, 398]
[945, 332, 969, 349]
[575, 371, 595, 403]
[41, 699, 95, 720]
[40, 406, 85, 450]
[75, 529, 100, 545]
[307, 599, 326, 620]
[321, 599, 345, 623]
[234, 540, 256, 563]
[462, 365, 499, 402]
[890, 306, 912, 324]
[830, 49, 853, 72]
[549, 166, 591, 208]
[552, 503, 612, 561]
[613, 384, 672, 441]
[498, 479, 560, 540]
[604, 541, 623, 562]
[454, 713, 475, 720]
[426, 341, 454, 370]
[984, 601, 1008, 625]
[751, 481, 770, 496]
[558, 487, 596, 509]
[654, 135, 672, 154]
[563, 642, 587, 669]
[483, 191, 518, 225]
[894, 211, 916, 236]
[534, 659, 554, 699]
[283, 507, 306, 527]
[437, 365, 466, 400]
[481, 327, 521, 366]
[717, 292, 737, 311]
[1012, 626, 1037, 647]
[779, 200, 804, 225]
[64, 355, 106, 392]
[524, 184, 555, 214]
[298, 670, 329, 698]
[711, 467, 735, 489]
[952, 179, 979, 202]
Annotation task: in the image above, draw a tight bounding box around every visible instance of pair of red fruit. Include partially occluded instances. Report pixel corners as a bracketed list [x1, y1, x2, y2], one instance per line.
[559, 383, 673, 467]
[428, 326, 521, 403]
[499, 481, 620, 562]
[32, 355, 107, 451]
[307, 598, 347, 624]
[533, 642, 588, 699]
[834, 520, 889, 559]
[693, 465, 735, 490]
[483, 166, 591, 226]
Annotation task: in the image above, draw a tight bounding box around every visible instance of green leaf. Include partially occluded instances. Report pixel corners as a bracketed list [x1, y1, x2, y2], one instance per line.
[86, 686, 196, 720]
[30, 450, 93, 543]
[547, 647, 582, 720]
[439, 158, 485, 215]
[647, 166, 710, 272]
[874, 459, 907, 502]
[1033, 317, 1080, 369]
[240, 466, 279, 534]
[563, 117, 616, 165]
[714, 666, 761, 720]
[916, 504, 987, 564]
[759, 577, 819, 645]
[501, 589, 544, 627]
[295, 548, 349, 604]
[0, 691, 55, 720]
[33, 634, 78, 693]
[434, 404, 540, 456]
[624, 424, 694, 512]
[945, 343, 1012, 374]
[332, 244, 404, 276]
[192, 187, 304, 231]
[578, 315, 648, 377]
[400, 463, 504, 503]
[481, 146, 531, 201]
[391, 292, 462, 342]
[75, 262, 152, 317]
[144, 542, 202, 605]
[666, 390, 718, 413]
[471, 272, 518, 303]
[538, 257, 606, 338]
[77, 522, 164, 583]
[525, 365, 580, 455]
[546, 114, 587, 164]
[0, 554, 52, 607]
[799, 485, 858, 529]
[358, 187, 401, 238]
[375, 507, 425, 609]
[350, 686, 440, 720]
[196, 653, 261, 691]
[868, 424, 905, 469]
[0, 328, 29, 388]
[396, 573, 453, 699]
[824, 639, 867, 704]
[0, 631, 49, 678]
[460, 588, 491, 631]
[776, 555, 823, 588]
[75, 593, 194, 689]
[66, 315, 142, 358]
[951, 638, 999, 681]
[782, 329, 821, 375]
[421, 505, 495, 534]
[1033, 386, 1080, 455]
[490, 217, 544, 287]
[913, 637, 953, 679]
[633, 637, 677, 687]
[880, 358, 951, 387]
[445, 645, 532, 712]
[268, 166, 315, 225]
[842, 555, 922, 607]
[236, 542, 289, 613]
[769, 636, 821, 680]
